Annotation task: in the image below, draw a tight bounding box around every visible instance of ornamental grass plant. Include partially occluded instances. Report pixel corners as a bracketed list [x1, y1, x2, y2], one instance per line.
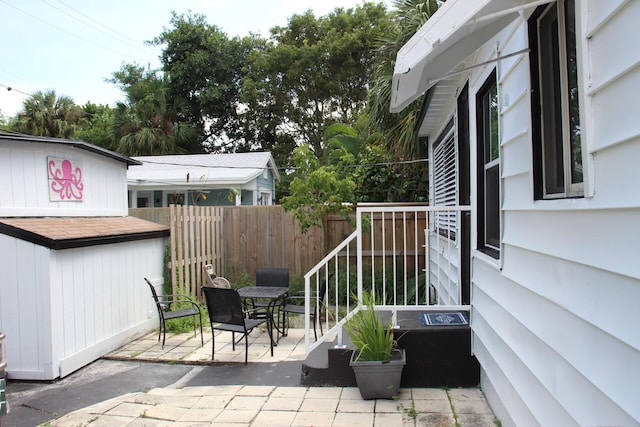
[344, 291, 395, 361]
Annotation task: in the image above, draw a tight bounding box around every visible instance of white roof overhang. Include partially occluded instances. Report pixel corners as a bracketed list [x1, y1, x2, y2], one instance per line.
[390, 0, 554, 113]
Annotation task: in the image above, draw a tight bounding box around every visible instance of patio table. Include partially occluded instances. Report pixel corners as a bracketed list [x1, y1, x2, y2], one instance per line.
[237, 286, 288, 345]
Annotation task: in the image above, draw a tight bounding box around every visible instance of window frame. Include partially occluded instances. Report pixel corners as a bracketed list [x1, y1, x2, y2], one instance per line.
[530, 0, 583, 200]
[476, 70, 500, 259]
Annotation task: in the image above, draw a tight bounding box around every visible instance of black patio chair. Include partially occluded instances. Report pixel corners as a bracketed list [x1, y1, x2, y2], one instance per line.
[202, 286, 274, 364]
[281, 281, 327, 340]
[145, 278, 203, 349]
[250, 268, 290, 337]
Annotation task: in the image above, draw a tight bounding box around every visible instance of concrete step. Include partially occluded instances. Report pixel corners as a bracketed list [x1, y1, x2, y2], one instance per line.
[301, 311, 480, 388]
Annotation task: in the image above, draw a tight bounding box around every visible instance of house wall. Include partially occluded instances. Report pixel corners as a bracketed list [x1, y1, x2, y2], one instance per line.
[256, 169, 275, 204]
[461, 3, 640, 426]
[0, 235, 164, 380]
[0, 140, 129, 217]
[428, 233, 460, 305]
[129, 183, 268, 207]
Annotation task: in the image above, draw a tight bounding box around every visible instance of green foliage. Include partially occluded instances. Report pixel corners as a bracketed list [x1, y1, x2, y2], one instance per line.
[163, 300, 207, 333]
[163, 244, 172, 295]
[368, 0, 442, 160]
[282, 144, 356, 233]
[259, 3, 392, 156]
[13, 90, 82, 138]
[151, 12, 258, 150]
[108, 63, 200, 155]
[345, 291, 395, 361]
[283, 118, 428, 231]
[73, 102, 114, 149]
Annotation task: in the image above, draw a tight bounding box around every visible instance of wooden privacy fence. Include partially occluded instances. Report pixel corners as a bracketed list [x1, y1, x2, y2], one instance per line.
[221, 206, 325, 285]
[169, 204, 224, 298]
[129, 204, 427, 298]
[130, 205, 325, 297]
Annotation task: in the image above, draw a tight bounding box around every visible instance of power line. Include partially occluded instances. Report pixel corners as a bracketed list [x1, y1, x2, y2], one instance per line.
[44, 0, 157, 56]
[0, 82, 30, 96]
[0, 0, 143, 60]
[138, 157, 429, 173]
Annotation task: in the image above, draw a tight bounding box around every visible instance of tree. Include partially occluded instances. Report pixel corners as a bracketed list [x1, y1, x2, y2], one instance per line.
[253, 3, 393, 157]
[72, 102, 114, 149]
[109, 64, 199, 156]
[368, 0, 442, 160]
[151, 12, 259, 150]
[13, 90, 82, 138]
[281, 144, 356, 233]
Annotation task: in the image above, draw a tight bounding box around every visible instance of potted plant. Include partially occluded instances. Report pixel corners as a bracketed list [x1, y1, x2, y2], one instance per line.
[345, 291, 406, 399]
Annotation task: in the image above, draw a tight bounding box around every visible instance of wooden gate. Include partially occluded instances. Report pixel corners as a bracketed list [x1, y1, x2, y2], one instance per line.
[168, 205, 224, 297]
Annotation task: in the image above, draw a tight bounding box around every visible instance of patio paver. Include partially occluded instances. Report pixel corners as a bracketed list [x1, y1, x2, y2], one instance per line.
[45, 329, 498, 426]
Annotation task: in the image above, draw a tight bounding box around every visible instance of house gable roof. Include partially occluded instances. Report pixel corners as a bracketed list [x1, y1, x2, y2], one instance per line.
[127, 152, 280, 187]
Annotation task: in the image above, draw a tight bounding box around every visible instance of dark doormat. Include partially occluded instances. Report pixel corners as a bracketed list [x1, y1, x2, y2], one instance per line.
[421, 312, 468, 326]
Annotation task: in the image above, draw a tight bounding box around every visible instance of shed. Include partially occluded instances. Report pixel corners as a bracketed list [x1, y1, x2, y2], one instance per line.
[0, 133, 170, 380]
[127, 152, 280, 207]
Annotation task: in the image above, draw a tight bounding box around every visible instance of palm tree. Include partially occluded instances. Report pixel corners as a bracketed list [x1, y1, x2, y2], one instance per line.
[110, 66, 199, 156]
[368, 0, 442, 160]
[14, 90, 82, 138]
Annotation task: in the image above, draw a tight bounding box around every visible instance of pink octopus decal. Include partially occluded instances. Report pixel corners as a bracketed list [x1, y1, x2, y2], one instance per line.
[48, 158, 84, 201]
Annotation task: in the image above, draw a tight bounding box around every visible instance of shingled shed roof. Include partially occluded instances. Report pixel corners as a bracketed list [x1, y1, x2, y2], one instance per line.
[0, 216, 169, 250]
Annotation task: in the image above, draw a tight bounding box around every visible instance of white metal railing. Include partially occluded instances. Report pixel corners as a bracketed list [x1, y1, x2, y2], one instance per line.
[304, 204, 471, 352]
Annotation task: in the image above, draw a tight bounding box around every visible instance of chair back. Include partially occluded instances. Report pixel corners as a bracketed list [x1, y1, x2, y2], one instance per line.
[144, 277, 164, 321]
[256, 267, 289, 288]
[145, 278, 164, 312]
[202, 287, 245, 326]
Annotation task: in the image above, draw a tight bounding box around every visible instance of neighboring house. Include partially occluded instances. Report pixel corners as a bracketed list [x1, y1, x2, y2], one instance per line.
[0, 133, 169, 380]
[389, 0, 639, 425]
[127, 152, 280, 208]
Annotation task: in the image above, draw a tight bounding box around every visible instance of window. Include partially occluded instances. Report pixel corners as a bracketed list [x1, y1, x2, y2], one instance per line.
[167, 193, 185, 206]
[529, 0, 583, 199]
[476, 71, 500, 257]
[432, 120, 456, 239]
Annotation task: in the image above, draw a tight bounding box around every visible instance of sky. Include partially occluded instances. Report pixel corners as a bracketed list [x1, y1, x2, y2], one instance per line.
[0, 0, 393, 118]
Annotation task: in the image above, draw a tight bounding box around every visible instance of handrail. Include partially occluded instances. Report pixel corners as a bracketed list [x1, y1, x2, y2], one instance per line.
[304, 205, 472, 352]
[304, 230, 358, 352]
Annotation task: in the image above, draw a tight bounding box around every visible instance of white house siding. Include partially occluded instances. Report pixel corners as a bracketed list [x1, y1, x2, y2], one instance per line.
[0, 140, 129, 217]
[467, 3, 640, 426]
[0, 236, 164, 379]
[428, 234, 460, 305]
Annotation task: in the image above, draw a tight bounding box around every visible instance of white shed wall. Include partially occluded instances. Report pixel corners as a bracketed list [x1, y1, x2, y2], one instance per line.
[0, 236, 165, 379]
[0, 140, 129, 217]
[0, 234, 54, 379]
[461, 3, 640, 426]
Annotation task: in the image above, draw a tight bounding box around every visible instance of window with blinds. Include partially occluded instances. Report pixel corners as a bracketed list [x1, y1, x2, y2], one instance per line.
[432, 125, 457, 240]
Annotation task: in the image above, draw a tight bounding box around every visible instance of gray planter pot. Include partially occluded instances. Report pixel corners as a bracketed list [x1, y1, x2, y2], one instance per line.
[349, 348, 406, 399]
